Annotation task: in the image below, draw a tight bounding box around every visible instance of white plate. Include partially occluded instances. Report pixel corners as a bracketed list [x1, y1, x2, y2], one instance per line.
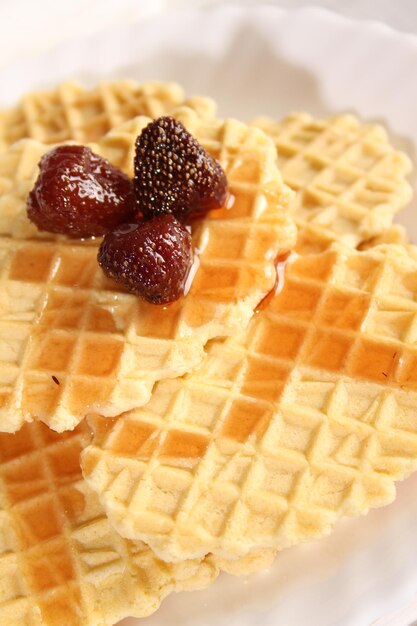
[2, 6, 417, 626]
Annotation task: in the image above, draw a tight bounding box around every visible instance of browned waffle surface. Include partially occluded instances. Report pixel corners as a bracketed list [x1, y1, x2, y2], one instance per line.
[0, 80, 217, 152]
[0, 420, 224, 626]
[252, 113, 412, 253]
[83, 243, 417, 562]
[0, 107, 296, 432]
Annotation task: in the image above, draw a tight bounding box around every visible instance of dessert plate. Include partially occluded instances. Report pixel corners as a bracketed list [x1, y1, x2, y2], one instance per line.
[1, 5, 417, 626]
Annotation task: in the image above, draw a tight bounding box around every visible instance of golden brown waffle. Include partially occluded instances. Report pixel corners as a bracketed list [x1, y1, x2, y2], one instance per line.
[358, 226, 417, 263]
[0, 417, 277, 625]
[358, 224, 409, 249]
[252, 113, 412, 253]
[0, 80, 216, 152]
[83, 242, 417, 562]
[0, 420, 223, 626]
[0, 107, 296, 433]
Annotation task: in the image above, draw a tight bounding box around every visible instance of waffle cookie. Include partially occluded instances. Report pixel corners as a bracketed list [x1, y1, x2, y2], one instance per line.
[358, 226, 417, 264]
[358, 223, 409, 249]
[0, 418, 278, 626]
[0, 80, 216, 153]
[83, 243, 417, 562]
[0, 420, 222, 626]
[0, 107, 296, 432]
[252, 113, 412, 253]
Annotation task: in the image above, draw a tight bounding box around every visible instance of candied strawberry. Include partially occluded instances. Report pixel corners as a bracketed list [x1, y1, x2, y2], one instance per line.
[98, 214, 193, 304]
[134, 116, 227, 219]
[27, 145, 135, 238]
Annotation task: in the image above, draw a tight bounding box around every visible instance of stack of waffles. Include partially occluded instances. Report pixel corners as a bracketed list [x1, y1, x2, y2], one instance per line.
[0, 79, 415, 626]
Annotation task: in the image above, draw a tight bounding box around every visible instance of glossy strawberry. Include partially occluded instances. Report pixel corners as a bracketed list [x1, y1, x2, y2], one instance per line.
[98, 214, 193, 304]
[27, 145, 135, 238]
[134, 116, 227, 219]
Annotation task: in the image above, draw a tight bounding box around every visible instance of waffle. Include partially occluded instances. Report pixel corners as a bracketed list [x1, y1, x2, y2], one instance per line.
[252, 113, 412, 253]
[358, 223, 409, 249]
[0, 420, 226, 626]
[0, 107, 296, 433]
[0, 417, 277, 625]
[358, 226, 417, 263]
[0, 80, 216, 153]
[83, 242, 417, 562]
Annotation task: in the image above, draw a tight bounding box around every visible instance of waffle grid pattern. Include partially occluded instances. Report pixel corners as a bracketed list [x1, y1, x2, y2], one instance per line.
[0, 237, 155, 433]
[83, 244, 417, 562]
[0, 81, 193, 152]
[252, 113, 412, 253]
[0, 424, 90, 625]
[0, 107, 296, 432]
[0, 420, 223, 625]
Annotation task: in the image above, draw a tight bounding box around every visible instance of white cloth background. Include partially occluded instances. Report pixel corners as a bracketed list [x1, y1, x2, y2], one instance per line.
[0, 1, 416, 624]
[1, 0, 417, 72]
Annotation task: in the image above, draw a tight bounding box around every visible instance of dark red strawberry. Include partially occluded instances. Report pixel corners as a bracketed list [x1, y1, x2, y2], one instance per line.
[98, 214, 193, 304]
[134, 116, 227, 219]
[27, 145, 135, 238]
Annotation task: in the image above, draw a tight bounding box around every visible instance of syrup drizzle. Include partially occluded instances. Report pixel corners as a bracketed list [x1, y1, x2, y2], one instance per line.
[183, 249, 201, 297]
[224, 191, 236, 210]
[179, 192, 234, 300]
[255, 251, 297, 312]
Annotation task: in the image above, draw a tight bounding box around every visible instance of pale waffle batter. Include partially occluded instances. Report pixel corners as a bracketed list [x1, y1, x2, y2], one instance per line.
[0, 418, 278, 626]
[83, 243, 417, 562]
[0, 107, 296, 433]
[0, 80, 216, 152]
[252, 113, 412, 253]
[360, 224, 410, 247]
[0, 420, 221, 625]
